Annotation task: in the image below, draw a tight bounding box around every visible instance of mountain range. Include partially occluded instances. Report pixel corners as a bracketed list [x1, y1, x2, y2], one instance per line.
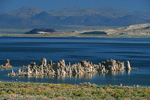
[0, 7, 150, 29]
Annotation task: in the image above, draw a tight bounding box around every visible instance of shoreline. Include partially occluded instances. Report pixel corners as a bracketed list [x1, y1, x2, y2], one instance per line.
[1, 34, 150, 38]
[0, 80, 148, 87]
[0, 81, 149, 87]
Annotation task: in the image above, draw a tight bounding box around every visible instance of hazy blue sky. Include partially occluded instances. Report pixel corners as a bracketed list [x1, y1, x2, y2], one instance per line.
[0, 0, 150, 12]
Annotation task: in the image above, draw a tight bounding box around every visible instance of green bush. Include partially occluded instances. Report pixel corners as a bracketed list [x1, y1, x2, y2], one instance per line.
[72, 91, 86, 97]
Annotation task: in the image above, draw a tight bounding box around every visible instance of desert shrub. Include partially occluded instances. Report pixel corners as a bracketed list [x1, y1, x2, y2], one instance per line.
[6, 89, 14, 94]
[72, 91, 86, 97]
[91, 91, 102, 96]
[21, 89, 27, 95]
[113, 92, 121, 98]
[54, 93, 62, 97]
[4, 83, 12, 88]
[0, 90, 6, 94]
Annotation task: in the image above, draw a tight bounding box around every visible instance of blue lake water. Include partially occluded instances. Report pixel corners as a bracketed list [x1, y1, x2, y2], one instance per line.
[0, 37, 150, 86]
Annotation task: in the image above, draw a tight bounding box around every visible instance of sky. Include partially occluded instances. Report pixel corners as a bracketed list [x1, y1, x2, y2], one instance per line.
[0, 0, 150, 12]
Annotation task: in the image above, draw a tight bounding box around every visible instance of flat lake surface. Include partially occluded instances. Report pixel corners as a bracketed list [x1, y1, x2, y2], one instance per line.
[0, 37, 150, 86]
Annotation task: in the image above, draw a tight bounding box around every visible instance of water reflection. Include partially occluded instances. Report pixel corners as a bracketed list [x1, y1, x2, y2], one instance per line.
[126, 70, 131, 75]
[0, 66, 130, 82]
[7, 71, 128, 81]
[73, 73, 95, 79]
[0, 68, 12, 71]
[23, 73, 96, 80]
[108, 71, 125, 76]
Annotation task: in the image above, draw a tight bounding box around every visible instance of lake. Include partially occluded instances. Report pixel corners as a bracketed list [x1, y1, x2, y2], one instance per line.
[0, 37, 150, 86]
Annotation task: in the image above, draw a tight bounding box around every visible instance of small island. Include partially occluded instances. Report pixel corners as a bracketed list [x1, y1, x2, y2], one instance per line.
[8, 58, 135, 77]
[24, 28, 56, 34]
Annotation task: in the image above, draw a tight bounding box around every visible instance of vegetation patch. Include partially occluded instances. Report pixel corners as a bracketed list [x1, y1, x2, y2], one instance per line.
[80, 31, 107, 35]
[0, 82, 150, 100]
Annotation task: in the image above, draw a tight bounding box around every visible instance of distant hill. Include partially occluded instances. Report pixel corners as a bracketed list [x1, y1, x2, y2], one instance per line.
[0, 7, 150, 29]
[7, 7, 42, 18]
[110, 15, 148, 26]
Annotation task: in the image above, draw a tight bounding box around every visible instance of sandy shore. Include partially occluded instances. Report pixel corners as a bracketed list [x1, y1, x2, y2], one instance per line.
[1, 33, 150, 38]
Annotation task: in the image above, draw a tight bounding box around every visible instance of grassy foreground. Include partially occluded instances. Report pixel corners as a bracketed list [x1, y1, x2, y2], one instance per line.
[0, 82, 150, 100]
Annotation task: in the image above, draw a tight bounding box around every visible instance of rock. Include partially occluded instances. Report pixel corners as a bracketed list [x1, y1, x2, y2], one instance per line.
[131, 68, 138, 71]
[0, 59, 13, 69]
[83, 82, 88, 86]
[48, 69, 55, 76]
[81, 61, 90, 67]
[69, 67, 72, 74]
[87, 82, 92, 86]
[49, 60, 53, 65]
[27, 65, 31, 74]
[18, 68, 21, 74]
[81, 61, 96, 73]
[136, 85, 139, 87]
[92, 83, 97, 86]
[40, 58, 47, 66]
[103, 59, 117, 71]
[117, 61, 125, 71]
[5, 59, 10, 66]
[61, 69, 66, 76]
[126, 60, 131, 70]
[31, 62, 36, 67]
[10, 69, 15, 76]
[35, 68, 38, 75]
[100, 65, 107, 73]
[103, 59, 125, 71]
[120, 83, 123, 86]
[60, 59, 66, 68]
[68, 62, 71, 67]
[80, 83, 83, 86]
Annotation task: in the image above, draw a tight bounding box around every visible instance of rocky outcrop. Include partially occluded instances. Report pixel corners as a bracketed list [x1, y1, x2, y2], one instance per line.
[8, 58, 133, 77]
[0, 59, 13, 69]
[126, 60, 131, 70]
[102, 59, 125, 71]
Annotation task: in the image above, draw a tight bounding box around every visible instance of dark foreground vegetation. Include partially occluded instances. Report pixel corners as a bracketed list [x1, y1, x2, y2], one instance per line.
[0, 82, 149, 100]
